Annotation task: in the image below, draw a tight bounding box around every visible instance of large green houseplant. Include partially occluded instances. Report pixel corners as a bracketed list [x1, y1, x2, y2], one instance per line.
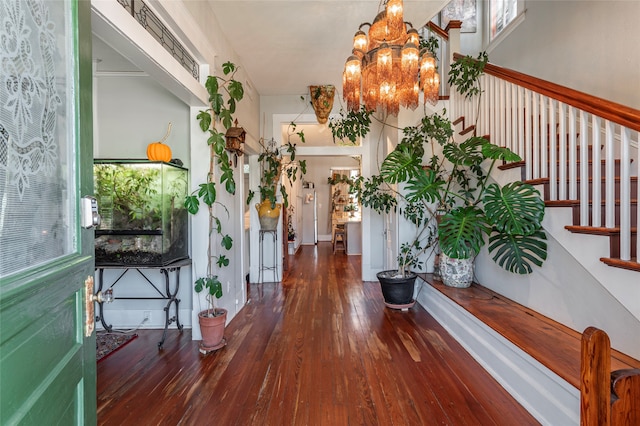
[332, 52, 547, 298]
[184, 61, 244, 352]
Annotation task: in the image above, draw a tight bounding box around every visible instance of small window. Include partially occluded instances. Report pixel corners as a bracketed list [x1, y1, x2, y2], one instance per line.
[490, 0, 518, 40]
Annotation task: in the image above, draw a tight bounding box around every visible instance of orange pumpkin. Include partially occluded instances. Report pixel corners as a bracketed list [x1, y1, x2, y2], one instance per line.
[146, 141, 172, 162]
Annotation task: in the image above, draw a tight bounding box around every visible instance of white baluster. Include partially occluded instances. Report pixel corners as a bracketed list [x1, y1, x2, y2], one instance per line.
[568, 106, 578, 200]
[591, 116, 602, 227]
[532, 92, 540, 179]
[604, 120, 615, 229]
[558, 102, 567, 200]
[620, 127, 631, 260]
[540, 94, 548, 179]
[579, 110, 590, 226]
[549, 98, 558, 201]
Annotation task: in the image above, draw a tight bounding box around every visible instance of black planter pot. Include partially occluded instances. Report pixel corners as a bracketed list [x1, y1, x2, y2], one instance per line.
[376, 270, 417, 309]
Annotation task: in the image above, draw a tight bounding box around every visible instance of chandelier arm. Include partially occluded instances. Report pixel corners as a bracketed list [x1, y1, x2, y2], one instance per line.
[358, 22, 372, 31]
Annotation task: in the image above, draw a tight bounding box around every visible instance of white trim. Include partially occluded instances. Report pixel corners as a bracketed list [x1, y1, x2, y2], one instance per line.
[416, 278, 579, 426]
[91, 0, 208, 106]
[94, 71, 149, 77]
[487, 10, 527, 54]
[144, 0, 214, 65]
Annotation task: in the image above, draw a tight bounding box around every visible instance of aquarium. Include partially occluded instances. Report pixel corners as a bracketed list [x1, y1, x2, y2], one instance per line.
[94, 160, 189, 266]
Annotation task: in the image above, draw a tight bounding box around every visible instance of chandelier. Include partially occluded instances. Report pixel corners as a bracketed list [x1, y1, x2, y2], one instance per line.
[342, 0, 440, 116]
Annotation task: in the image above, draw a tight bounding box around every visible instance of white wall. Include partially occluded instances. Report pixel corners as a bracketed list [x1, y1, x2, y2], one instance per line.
[486, 1, 640, 110]
[95, 76, 190, 163]
[451, 1, 640, 109]
[360, 117, 388, 280]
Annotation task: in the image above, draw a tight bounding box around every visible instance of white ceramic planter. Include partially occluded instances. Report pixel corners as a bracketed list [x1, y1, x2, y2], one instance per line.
[440, 253, 474, 288]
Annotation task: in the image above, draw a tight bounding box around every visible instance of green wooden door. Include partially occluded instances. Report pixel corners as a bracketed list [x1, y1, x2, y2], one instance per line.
[0, 0, 96, 424]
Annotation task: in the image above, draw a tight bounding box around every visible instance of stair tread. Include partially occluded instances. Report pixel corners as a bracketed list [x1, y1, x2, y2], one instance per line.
[546, 198, 638, 207]
[526, 175, 638, 184]
[497, 160, 525, 171]
[600, 257, 640, 272]
[565, 225, 638, 235]
[418, 274, 640, 390]
[460, 125, 475, 136]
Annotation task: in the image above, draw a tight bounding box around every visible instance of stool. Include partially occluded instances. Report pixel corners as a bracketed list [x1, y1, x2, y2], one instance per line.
[333, 226, 346, 254]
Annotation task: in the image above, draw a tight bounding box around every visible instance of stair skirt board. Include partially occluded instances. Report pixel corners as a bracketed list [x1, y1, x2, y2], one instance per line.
[415, 278, 579, 426]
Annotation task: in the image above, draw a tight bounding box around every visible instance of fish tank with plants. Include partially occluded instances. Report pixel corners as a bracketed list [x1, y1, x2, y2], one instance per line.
[93, 159, 189, 266]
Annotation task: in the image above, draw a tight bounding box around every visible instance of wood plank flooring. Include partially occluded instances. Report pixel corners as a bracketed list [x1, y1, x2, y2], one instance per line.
[97, 243, 538, 425]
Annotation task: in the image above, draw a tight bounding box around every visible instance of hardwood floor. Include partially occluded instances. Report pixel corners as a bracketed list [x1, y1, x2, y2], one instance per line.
[97, 243, 538, 425]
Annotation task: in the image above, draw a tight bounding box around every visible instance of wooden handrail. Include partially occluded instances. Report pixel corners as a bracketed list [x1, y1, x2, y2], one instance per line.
[611, 369, 640, 424]
[426, 21, 449, 40]
[580, 327, 640, 425]
[452, 53, 640, 133]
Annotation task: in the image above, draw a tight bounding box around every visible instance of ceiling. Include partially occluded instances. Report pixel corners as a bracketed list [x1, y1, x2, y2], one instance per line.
[208, 0, 443, 97]
[93, 1, 444, 98]
[91, 1, 444, 146]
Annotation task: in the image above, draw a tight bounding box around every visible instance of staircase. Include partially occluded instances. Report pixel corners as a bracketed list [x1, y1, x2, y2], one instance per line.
[517, 135, 638, 271]
[420, 25, 640, 426]
[429, 31, 639, 272]
[450, 54, 639, 301]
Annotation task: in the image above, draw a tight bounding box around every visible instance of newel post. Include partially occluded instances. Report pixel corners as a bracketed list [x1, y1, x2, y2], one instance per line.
[580, 327, 611, 425]
[446, 20, 462, 66]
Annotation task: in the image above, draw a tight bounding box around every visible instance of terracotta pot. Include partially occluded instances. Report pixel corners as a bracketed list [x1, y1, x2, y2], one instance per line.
[256, 200, 282, 230]
[309, 85, 335, 124]
[198, 308, 227, 353]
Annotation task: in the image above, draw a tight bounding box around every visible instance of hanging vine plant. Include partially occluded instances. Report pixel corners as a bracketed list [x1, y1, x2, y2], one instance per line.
[185, 61, 244, 317]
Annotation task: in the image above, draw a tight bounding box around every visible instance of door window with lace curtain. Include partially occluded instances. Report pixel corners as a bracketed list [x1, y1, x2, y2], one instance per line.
[0, 0, 76, 278]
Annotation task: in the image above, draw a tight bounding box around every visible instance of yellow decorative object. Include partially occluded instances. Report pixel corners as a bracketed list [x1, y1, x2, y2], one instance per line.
[256, 200, 282, 230]
[309, 85, 335, 124]
[146, 122, 173, 162]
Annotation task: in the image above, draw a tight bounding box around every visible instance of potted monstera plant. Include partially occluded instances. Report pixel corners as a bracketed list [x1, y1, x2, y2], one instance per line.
[332, 52, 547, 303]
[380, 115, 547, 288]
[185, 61, 244, 353]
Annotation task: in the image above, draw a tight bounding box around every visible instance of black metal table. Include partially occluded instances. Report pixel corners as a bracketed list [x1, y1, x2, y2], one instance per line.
[95, 258, 190, 348]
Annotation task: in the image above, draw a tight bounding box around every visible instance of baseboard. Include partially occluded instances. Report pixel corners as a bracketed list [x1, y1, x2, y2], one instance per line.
[97, 308, 192, 330]
[415, 278, 579, 426]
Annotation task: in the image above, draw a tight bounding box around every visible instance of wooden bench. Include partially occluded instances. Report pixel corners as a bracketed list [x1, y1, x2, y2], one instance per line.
[416, 274, 640, 424]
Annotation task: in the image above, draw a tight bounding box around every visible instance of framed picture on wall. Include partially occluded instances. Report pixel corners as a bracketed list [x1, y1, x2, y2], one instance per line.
[441, 0, 477, 33]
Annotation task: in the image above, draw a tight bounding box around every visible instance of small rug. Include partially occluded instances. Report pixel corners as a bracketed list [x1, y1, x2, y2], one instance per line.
[96, 332, 138, 362]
